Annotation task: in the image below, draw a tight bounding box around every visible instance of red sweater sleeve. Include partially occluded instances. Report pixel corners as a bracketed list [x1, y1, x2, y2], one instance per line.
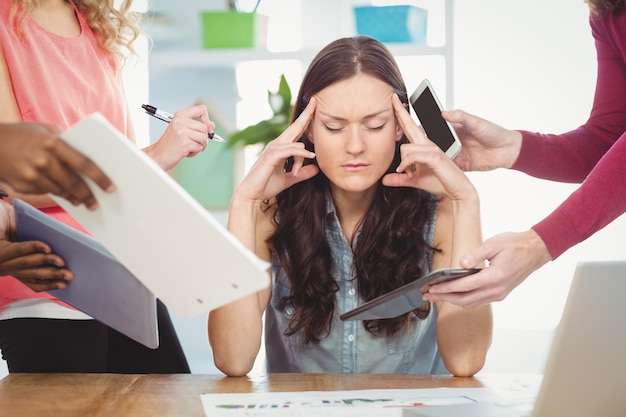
[511, 11, 626, 258]
[532, 132, 626, 259]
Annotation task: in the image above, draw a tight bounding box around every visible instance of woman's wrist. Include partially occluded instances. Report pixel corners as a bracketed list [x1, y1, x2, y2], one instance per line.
[142, 142, 179, 172]
[229, 198, 258, 216]
[228, 191, 264, 224]
[449, 182, 480, 209]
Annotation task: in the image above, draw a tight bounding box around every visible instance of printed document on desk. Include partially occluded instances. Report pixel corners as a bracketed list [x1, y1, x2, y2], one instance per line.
[201, 388, 498, 417]
[53, 113, 270, 317]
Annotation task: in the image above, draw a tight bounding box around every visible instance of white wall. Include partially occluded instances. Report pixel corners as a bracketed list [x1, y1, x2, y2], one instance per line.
[454, 0, 626, 373]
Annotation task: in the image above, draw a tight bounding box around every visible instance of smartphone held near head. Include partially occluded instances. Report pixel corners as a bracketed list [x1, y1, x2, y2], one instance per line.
[410, 79, 461, 159]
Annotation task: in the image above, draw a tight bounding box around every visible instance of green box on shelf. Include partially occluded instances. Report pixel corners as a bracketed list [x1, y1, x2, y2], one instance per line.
[354, 5, 428, 44]
[172, 126, 234, 209]
[201, 11, 268, 49]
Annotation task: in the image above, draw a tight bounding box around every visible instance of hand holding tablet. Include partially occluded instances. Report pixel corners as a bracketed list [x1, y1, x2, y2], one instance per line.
[339, 268, 481, 321]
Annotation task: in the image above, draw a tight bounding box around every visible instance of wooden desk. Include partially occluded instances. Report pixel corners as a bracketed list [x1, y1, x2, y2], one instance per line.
[0, 373, 484, 416]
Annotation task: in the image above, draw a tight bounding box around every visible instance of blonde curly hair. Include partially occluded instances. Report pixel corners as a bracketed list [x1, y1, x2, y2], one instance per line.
[10, 0, 140, 60]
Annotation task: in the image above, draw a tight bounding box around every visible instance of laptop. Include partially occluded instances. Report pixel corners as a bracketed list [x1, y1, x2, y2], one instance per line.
[404, 260, 626, 417]
[14, 198, 159, 349]
[49, 113, 270, 318]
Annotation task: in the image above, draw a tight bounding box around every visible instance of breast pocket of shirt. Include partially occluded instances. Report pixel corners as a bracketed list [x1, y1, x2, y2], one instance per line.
[269, 281, 315, 350]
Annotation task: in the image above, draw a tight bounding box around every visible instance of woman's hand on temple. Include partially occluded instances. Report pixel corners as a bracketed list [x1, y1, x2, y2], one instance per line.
[383, 95, 476, 202]
[233, 98, 319, 205]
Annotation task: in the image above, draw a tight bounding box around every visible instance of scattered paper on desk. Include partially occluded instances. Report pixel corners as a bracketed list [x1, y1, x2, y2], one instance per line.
[201, 388, 497, 417]
[476, 373, 542, 404]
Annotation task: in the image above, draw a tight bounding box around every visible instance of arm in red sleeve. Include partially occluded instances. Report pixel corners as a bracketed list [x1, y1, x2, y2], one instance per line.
[532, 131, 626, 259]
[512, 12, 626, 183]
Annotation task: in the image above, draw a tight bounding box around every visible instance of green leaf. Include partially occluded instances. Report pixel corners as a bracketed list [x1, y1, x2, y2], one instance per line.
[228, 120, 284, 148]
[268, 91, 284, 115]
[227, 73, 293, 148]
[277, 74, 292, 115]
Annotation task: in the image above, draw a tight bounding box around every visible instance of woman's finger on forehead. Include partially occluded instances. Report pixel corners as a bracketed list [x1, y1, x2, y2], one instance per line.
[392, 95, 428, 144]
[278, 98, 317, 144]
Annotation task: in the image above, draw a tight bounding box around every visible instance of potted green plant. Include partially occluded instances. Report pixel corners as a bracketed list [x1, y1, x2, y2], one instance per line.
[201, 1, 266, 49]
[228, 74, 293, 149]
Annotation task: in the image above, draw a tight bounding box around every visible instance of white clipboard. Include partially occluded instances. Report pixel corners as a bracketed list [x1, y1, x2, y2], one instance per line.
[52, 113, 269, 317]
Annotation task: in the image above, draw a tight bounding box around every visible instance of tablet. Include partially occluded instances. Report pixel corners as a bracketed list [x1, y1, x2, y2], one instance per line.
[14, 198, 159, 348]
[50, 113, 270, 318]
[339, 268, 481, 321]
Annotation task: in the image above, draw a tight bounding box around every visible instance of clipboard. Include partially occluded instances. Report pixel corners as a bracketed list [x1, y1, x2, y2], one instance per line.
[14, 198, 159, 348]
[50, 113, 270, 318]
[340, 268, 481, 321]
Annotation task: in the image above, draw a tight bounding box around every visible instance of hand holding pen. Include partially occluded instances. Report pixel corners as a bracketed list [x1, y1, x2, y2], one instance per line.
[141, 104, 218, 171]
[142, 104, 225, 142]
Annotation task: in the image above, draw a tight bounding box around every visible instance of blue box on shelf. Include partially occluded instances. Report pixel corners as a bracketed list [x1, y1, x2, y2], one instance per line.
[354, 5, 428, 44]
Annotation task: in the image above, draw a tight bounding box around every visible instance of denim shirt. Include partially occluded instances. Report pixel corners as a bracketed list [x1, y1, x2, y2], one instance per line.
[265, 198, 447, 374]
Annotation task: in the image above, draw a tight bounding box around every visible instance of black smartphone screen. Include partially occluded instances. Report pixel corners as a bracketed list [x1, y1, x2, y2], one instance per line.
[411, 86, 456, 152]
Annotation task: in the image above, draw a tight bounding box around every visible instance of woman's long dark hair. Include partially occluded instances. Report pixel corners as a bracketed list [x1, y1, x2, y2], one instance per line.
[270, 36, 439, 344]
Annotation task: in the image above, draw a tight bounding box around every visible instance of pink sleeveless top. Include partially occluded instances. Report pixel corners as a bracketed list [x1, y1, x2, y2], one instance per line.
[0, 0, 128, 309]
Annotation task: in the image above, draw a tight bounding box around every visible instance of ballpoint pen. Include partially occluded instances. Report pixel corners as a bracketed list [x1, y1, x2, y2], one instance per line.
[141, 104, 226, 143]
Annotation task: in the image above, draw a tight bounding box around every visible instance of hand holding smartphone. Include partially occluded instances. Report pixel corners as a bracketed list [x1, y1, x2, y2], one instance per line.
[409, 79, 461, 159]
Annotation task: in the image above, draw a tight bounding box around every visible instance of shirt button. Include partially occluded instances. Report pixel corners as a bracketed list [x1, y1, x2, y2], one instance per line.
[348, 288, 355, 296]
[347, 334, 354, 342]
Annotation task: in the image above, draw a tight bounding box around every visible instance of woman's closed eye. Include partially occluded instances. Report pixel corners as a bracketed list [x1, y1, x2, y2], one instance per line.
[367, 123, 386, 131]
[323, 123, 387, 132]
[324, 124, 344, 132]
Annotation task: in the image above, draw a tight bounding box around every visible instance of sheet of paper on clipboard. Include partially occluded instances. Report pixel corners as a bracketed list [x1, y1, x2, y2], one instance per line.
[52, 113, 270, 318]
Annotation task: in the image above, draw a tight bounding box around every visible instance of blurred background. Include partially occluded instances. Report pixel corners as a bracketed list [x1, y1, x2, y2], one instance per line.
[2, 0, 622, 377]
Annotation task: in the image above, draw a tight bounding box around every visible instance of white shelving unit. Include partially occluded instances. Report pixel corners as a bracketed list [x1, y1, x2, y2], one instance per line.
[149, 0, 454, 107]
[151, 44, 449, 68]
